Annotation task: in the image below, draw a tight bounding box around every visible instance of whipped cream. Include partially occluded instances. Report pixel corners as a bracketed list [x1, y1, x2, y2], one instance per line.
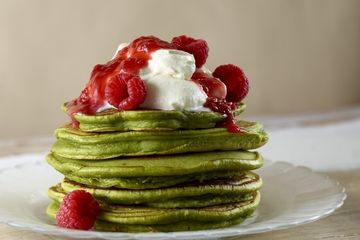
[105, 44, 210, 112]
[139, 49, 209, 111]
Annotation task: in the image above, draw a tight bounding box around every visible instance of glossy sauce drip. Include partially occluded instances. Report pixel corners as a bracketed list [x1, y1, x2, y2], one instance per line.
[66, 36, 241, 133]
[191, 70, 242, 133]
[66, 36, 173, 127]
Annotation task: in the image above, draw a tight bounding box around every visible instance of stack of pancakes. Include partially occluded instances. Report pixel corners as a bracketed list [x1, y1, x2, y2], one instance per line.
[46, 104, 268, 232]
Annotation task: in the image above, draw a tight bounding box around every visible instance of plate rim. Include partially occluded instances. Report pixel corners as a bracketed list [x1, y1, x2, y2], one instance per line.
[0, 153, 347, 239]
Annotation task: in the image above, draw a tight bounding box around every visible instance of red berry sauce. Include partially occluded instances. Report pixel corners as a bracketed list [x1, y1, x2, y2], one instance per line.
[66, 36, 173, 127]
[191, 69, 243, 133]
[66, 35, 245, 133]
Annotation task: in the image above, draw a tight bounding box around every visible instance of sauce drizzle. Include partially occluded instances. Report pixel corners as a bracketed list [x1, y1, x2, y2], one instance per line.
[66, 36, 242, 132]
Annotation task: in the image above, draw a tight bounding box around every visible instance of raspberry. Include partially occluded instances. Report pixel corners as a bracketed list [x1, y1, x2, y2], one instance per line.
[105, 74, 129, 107]
[105, 73, 147, 110]
[56, 190, 100, 230]
[171, 35, 209, 68]
[171, 35, 195, 48]
[213, 64, 249, 103]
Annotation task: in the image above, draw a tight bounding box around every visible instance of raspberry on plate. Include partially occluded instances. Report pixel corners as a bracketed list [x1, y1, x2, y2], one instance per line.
[56, 190, 100, 230]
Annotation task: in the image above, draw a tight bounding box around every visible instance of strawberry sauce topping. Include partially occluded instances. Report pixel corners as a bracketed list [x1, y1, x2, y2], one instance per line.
[66, 36, 173, 127]
[191, 69, 242, 133]
[66, 35, 249, 133]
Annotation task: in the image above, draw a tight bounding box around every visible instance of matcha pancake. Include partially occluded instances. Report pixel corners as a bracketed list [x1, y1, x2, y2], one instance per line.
[47, 151, 263, 188]
[58, 170, 247, 189]
[55, 172, 261, 205]
[51, 121, 268, 159]
[48, 202, 246, 232]
[66, 103, 246, 132]
[49, 183, 255, 208]
[47, 151, 263, 177]
[47, 191, 259, 232]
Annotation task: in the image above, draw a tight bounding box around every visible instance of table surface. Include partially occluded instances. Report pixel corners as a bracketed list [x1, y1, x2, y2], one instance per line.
[0, 107, 359, 240]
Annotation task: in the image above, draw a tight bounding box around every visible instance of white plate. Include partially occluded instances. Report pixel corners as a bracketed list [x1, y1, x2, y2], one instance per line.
[0, 153, 346, 240]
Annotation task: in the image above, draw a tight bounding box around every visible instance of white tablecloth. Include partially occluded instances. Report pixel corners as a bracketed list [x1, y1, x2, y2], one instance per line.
[262, 117, 360, 171]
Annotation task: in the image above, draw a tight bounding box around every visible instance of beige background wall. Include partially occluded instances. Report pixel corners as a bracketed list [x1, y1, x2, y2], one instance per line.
[0, 0, 359, 139]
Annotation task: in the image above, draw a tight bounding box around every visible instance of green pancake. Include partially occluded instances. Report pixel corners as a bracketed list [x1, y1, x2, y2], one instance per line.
[99, 192, 259, 225]
[51, 121, 268, 159]
[64, 103, 246, 132]
[47, 191, 260, 232]
[49, 183, 255, 208]
[47, 151, 263, 177]
[56, 172, 261, 205]
[57, 170, 246, 189]
[146, 193, 255, 209]
[47, 151, 263, 188]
